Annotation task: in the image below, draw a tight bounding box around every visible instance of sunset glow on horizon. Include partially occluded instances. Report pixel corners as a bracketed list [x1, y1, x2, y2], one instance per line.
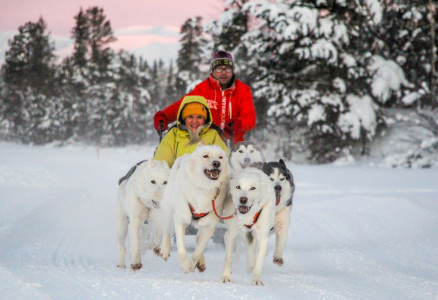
[0, 0, 224, 63]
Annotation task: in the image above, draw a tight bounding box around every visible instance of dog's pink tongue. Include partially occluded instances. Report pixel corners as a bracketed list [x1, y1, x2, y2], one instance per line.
[276, 196, 281, 206]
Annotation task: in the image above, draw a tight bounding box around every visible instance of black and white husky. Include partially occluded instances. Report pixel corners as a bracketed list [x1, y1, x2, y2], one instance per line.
[260, 159, 295, 266]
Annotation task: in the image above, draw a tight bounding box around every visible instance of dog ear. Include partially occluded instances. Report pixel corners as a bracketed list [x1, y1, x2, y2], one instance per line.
[279, 159, 286, 167]
[197, 140, 205, 147]
[148, 159, 155, 167]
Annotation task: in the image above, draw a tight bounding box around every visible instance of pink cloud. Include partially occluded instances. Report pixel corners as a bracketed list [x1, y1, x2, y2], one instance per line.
[0, 0, 224, 36]
[1, 0, 224, 63]
[112, 34, 178, 51]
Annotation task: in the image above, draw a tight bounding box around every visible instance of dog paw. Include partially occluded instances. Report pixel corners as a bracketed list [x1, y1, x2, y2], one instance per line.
[252, 279, 264, 286]
[117, 264, 126, 269]
[153, 247, 161, 256]
[160, 249, 170, 261]
[130, 263, 143, 271]
[179, 256, 194, 273]
[273, 257, 284, 266]
[196, 262, 206, 272]
[221, 276, 232, 283]
[161, 253, 169, 261]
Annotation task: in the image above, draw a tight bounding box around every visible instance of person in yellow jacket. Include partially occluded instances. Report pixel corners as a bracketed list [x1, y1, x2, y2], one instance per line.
[154, 95, 228, 168]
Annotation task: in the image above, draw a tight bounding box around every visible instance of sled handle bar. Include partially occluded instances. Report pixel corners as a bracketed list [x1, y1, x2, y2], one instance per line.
[159, 120, 164, 142]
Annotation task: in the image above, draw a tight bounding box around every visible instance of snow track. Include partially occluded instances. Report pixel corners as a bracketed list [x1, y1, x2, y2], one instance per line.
[0, 143, 437, 299]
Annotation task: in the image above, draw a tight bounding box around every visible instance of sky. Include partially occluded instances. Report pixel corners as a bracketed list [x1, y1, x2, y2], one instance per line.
[0, 0, 225, 63]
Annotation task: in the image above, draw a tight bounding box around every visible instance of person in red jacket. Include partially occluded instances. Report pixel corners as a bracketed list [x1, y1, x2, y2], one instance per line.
[154, 50, 256, 146]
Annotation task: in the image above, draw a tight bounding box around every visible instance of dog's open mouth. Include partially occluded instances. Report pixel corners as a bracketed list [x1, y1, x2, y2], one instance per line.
[238, 205, 251, 214]
[204, 168, 220, 180]
[239, 162, 251, 169]
[152, 200, 160, 209]
[275, 192, 281, 206]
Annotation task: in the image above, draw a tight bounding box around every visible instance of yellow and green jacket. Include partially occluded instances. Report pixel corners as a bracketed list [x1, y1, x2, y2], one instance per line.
[153, 96, 228, 168]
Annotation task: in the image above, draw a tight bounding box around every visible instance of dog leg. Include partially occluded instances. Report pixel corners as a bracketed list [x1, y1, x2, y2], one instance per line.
[160, 222, 171, 261]
[252, 231, 269, 286]
[194, 233, 206, 272]
[174, 222, 193, 273]
[221, 229, 237, 283]
[246, 231, 256, 273]
[128, 217, 143, 270]
[153, 224, 163, 257]
[116, 207, 128, 268]
[140, 223, 149, 255]
[273, 207, 291, 266]
[192, 225, 216, 272]
[160, 210, 173, 261]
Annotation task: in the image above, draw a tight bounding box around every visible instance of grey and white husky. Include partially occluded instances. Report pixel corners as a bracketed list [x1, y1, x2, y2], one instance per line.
[259, 159, 295, 266]
[229, 141, 265, 174]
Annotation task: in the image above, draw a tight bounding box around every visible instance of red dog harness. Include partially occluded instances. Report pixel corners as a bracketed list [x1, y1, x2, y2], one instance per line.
[244, 208, 263, 229]
[189, 203, 210, 221]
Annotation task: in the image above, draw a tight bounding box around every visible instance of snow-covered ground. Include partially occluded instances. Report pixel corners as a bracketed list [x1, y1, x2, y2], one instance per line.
[0, 143, 437, 299]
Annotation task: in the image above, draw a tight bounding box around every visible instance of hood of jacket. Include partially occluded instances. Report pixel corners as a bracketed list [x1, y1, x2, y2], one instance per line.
[176, 96, 213, 133]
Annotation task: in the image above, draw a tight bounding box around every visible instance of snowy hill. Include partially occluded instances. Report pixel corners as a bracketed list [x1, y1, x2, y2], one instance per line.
[0, 143, 437, 299]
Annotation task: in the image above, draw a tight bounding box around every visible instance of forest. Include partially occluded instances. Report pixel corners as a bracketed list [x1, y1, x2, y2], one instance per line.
[0, 0, 437, 165]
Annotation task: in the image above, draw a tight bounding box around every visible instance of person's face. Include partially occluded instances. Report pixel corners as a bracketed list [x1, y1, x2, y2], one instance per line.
[213, 66, 233, 88]
[184, 114, 206, 132]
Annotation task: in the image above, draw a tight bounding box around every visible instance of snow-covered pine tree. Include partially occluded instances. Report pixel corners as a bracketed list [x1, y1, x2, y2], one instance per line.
[72, 8, 89, 70]
[164, 61, 180, 106]
[1, 17, 58, 143]
[84, 6, 117, 80]
[176, 16, 206, 96]
[111, 51, 155, 145]
[147, 59, 169, 109]
[204, 0, 265, 134]
[3, 17, 56, 93]
[236, 0, 382, 162]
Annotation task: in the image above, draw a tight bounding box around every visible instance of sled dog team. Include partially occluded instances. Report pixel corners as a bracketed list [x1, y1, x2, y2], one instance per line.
[116, 141, 295, 285]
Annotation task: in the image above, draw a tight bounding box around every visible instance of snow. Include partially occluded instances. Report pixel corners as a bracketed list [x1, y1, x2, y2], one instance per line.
[364, 0, 383, 24]
[1, 143, 438, 299]
[338, 95, 377, 139]
[369, 55, 414, 104]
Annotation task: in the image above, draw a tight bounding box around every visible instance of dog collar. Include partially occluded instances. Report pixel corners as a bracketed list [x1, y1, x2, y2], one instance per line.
[189, 203, 210, 221]
[244, 208, 263, 229]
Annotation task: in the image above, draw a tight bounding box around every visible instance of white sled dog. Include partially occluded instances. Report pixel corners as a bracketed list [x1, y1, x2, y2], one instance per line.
[160, 145, 230, 273]
[259, 159, 295, 266]
[221, 167, 276, 285]
[116, 159, 170, 270]
[229, 141, 265, 174]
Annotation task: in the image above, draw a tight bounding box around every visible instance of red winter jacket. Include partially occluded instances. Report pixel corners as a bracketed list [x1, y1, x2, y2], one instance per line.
[157, 75, 256, 145]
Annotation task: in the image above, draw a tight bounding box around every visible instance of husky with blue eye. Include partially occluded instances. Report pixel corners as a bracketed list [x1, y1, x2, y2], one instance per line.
[221, 167, 276, 285]
[259, 159, 295, 266]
